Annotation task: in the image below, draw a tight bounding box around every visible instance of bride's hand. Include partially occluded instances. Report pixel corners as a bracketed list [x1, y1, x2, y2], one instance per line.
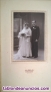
[35, 39, 38, 42]
[21, 34, 25, 36]
[26, 36, 30, 38]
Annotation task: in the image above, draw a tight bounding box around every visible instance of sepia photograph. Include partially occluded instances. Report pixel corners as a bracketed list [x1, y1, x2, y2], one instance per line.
[12, 12, 45, 61]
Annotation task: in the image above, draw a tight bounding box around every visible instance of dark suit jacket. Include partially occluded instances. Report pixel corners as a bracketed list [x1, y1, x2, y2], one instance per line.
[31, 26, 40, 42]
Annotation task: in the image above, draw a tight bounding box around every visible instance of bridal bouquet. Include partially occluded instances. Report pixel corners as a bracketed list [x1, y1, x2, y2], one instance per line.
[18, 31, 26, 38]
[21, 33, 26, 37]
[21, 31, 30, 37]
[18, 27, 31, 38]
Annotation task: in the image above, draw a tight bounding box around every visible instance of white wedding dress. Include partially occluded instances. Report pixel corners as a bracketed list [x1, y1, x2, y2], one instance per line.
[14, 27, 32, 60]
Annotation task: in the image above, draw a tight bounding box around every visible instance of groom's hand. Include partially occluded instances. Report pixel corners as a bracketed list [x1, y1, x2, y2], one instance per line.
[35, 39, 38, 42]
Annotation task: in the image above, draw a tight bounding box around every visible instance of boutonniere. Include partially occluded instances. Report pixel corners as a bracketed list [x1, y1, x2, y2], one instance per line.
[33, 27, 36, 29]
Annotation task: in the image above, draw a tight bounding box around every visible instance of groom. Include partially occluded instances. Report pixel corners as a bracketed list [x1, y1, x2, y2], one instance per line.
[31, 20, 40, 58]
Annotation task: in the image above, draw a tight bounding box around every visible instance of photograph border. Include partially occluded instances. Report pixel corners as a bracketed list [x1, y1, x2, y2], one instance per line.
[11, 10, 48, 62]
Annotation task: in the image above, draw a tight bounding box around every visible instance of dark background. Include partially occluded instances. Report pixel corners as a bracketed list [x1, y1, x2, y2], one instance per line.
[13, 12, 45, 51]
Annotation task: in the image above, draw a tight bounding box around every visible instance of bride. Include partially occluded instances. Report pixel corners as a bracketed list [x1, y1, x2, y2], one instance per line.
[14, 22, 32, 60]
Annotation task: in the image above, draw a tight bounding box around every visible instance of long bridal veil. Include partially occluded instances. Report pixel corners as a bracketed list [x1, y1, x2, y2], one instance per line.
[13, 27, 32, 60]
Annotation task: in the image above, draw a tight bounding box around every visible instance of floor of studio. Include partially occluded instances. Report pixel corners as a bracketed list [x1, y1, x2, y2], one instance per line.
[14, 49, 44, 61]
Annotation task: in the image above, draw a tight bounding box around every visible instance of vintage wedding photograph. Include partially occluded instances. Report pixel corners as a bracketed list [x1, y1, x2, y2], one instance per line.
[12, 12, 45, 61]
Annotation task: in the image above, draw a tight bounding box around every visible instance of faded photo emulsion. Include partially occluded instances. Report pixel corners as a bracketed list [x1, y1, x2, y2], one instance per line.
[12, 12, 45, 61]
